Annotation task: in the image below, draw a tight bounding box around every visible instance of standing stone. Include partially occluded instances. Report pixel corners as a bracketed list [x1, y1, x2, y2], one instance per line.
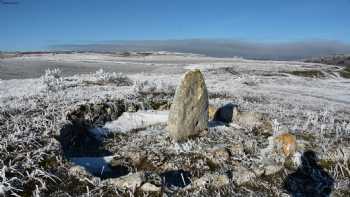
[168, 69, 209, 141]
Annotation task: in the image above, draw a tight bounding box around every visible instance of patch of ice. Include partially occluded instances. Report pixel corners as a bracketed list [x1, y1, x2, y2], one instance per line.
[104, 110, 169, 133]
[70, 156, 114, 175]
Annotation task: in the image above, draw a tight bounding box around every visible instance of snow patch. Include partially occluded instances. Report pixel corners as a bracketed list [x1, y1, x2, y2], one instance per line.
[70, 156, 114, 176]
[104, 110, 169, 133]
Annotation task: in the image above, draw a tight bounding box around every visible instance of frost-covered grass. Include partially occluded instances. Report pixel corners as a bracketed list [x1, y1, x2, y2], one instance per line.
[41, 68, 64, 92]
[339, 66, 350, 78]
[83, 69, 133, 86]
[133, 80, 176, 96]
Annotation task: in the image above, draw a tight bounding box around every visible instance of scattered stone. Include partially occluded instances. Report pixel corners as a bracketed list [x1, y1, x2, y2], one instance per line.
[213, 103, 272, 134]
[213, 103, 236, 123]
[168, 69, 209, 141]
[227, 142, 244, 155]
[260, 132, 297, 166]
[232, 108, 273, 135]
[258, 133, 297, 176]
[140, 183, 161, 192]
[274, 133, 297, 157]
[206, 145, 230, 164]
[231, 165, 256, 186]
[251, 167, 265, 177]
[190, 173, 230, 188]
[126, 151, 147, 168]
[145, 172, 162, 186]
[242, 139, 257, 154]
[263, 163, 284, 176]
[68, 165, 92, 179]
[109, 157, 131, 169]
[105, 172, 145, 190]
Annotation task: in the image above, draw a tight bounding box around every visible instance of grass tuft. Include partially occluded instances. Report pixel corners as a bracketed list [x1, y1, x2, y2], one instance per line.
[286, 70, 325, 78]
[339, 66, 350, 79]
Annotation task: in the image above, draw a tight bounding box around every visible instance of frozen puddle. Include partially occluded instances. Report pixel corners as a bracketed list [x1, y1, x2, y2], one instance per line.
[70, 156, 114, 175]
[67, 110, 169, 178]
[61, 110, 169, 179]
[70, 156, 131, 179]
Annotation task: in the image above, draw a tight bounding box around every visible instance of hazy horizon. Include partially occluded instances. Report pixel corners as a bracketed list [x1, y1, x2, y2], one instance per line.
[49, 39, 350, 60]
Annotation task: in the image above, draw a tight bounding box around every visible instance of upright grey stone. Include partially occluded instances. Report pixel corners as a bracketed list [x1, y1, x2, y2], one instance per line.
[168, 69, 209, 141]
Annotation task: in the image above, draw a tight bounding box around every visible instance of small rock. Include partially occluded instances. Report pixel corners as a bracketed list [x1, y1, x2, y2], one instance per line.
[242, 139, 257, 154]
[263, 163, 284, 176]
[227, 142, 244, 155]
[213, 103, 236, 123]
[258, 133, 297, 176]
[145, 172, 162, 186]
[214, 104, 272, 134]
[68, 165, 92, 178]
[109, 157, 130, 168]
[233, 109, 273, 135]
[252, 167, 265, 177]
[231, 165, 256, 186]
[168, 69, 209, 141]
[109, 157, 123, 167]
[126, 151, 147, 168]
[207, 145, 230, 163]
[274, 133, 297, 157]
[105, 172, 145, 190]
[190, 173, 230, 188]
[140, 183, 161, 192]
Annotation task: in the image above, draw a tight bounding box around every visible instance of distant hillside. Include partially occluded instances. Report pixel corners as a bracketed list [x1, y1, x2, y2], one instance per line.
[304, 55, 350, 78]
[51, 39, 350, 60]
[304, 54, 350, 67]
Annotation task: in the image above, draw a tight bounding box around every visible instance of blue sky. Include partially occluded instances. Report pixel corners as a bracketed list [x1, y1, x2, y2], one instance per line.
[1, 0, 350, 51]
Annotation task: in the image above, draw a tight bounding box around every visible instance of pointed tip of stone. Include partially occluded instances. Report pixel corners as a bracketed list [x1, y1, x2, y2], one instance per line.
[182, 69, 205, 84]
[187, 69, 202, 74]
[192, 68, 202, 72]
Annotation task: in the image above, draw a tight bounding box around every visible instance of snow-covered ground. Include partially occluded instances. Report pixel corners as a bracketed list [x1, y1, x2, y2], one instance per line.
[0, 52, 349, 196]
[1, 52, 349, 112]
